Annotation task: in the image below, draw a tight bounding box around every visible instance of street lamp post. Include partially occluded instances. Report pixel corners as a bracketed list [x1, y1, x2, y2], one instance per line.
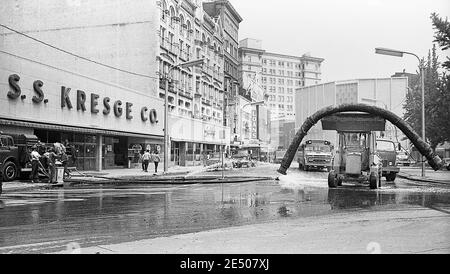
[375, 47, 426, 177]
[162, 58, 205, 174]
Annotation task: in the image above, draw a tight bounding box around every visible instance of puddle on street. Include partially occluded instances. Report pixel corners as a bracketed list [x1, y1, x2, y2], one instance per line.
[0, 176, 449, 253]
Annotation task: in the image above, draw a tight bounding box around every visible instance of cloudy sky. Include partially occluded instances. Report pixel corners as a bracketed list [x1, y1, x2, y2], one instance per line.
[229, 0, 450, 82]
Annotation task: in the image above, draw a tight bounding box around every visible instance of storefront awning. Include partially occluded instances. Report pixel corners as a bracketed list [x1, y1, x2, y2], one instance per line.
[0, 118, 163, 140]
[171, 137, 228, 146]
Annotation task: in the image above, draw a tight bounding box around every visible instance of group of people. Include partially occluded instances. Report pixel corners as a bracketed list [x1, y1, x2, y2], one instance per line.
[140, 150, 161, 174]
[30, 141, 73, 184]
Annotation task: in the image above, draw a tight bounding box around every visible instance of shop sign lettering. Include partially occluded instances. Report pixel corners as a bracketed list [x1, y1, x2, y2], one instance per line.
[251, 110, 258, 139]
[6, 74, 158, 125]
[204, 126, 215, 138]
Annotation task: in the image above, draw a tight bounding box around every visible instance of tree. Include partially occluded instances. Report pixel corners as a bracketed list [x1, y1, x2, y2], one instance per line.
[404, 13, 450, 151]
[431, 13, 450, 70]
[404, 45, 443, 150]
[431, 13, 450, 150]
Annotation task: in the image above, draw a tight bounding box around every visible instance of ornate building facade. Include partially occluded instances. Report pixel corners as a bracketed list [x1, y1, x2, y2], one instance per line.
[157, 0, 232, 166]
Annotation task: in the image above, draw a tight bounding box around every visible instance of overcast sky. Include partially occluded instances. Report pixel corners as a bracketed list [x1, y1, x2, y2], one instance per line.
[229, 0, 450, 82]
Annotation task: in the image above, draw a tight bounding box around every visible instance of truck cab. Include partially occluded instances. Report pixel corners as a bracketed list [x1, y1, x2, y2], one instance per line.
[376, 139, 400, 181]
[0, 133, 40, 181]
[0, 134, 20, 181]
[273, 149, 287, 164]
[297, 140, 333, 171]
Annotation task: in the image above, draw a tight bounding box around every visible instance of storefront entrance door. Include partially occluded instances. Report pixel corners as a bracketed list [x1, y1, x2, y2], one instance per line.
[102, 136, 127, 169]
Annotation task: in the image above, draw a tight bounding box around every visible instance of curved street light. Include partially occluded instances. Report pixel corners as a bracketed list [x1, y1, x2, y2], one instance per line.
[375, 47, 425, 177]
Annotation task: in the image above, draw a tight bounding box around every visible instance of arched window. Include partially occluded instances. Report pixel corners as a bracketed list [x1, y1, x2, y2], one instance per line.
[186, 20, 192, 38]
[179, 14, 185, 36]
[161, 0, 167, 20]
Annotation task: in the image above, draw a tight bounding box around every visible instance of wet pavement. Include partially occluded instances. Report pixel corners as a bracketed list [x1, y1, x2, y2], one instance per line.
[0, 165, 449, 254]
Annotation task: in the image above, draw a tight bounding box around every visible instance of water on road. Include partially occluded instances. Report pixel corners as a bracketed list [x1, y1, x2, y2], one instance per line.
[0, 166, 449, 253]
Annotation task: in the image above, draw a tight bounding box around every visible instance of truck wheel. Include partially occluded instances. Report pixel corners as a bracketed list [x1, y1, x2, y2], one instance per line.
[3, 161, 18, 182]
[446, 165, 450, 171]
[386, 173, 397, 182]
[369, 172, 378, 189]
[328, 171, 338, 188]
[303, 165, 309, 172]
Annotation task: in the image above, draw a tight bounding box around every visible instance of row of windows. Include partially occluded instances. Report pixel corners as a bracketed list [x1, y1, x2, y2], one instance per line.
[268, 104, 295, 111]
[262, 80, 304, 89]
[262, 68, 308, 78]
[262, 77, 300, 86]
[264, 86, 295, 94]
[262, 59, 321, 71]
[267, 95, 294, 103]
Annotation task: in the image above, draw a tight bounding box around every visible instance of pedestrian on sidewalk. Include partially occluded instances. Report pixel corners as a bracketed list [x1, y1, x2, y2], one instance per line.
[142, 150, 151, 172]
[152, 150, 161, 174]
[0, 169, 3, 197]
[30, 146, 41, 183]
[139, 151, 145, 171]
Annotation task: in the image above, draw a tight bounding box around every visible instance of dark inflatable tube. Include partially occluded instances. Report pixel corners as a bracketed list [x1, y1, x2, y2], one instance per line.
[277, 103, 443, 175]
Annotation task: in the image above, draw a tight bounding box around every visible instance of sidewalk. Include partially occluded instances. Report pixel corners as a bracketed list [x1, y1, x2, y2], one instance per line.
[1, 165, 206, 193]
[75, 165, 206, 180]
[398, 166, 450, 184]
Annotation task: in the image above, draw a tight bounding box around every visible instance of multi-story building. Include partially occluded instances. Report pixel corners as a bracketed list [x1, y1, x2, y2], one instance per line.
[202, 0, 242, 136]
[157, 0, 231, 166]
[0, 0, 163, 171]
[235, 38, 270, 151]
[262, 52, 324, 121]
[0, 0, 233, 171]
[237, 38, 323, 152]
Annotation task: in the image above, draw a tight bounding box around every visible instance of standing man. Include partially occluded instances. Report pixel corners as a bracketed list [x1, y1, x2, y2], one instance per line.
[0, 169, 3, 197]
[140, 151, 145, 172]
[61, 151, 70, 179]
[30, 146, 41, 183]
[153, 150, 161, 175]
[46, 148, 57, 184]
[142, 150, 151, 172]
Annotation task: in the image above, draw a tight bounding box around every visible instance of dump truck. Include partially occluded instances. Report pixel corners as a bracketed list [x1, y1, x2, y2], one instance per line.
[0, 133, 40, 181]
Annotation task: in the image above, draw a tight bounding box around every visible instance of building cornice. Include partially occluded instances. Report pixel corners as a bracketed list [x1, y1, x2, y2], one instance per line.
[264, 51, 324, 63]
[239, 47, 266, 55]
[203, 0, 243, 23]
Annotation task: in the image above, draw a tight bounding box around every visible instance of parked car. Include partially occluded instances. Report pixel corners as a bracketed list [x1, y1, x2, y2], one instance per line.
[396, 151, 414, 166]
[205, 152, 222, 167]
[443, 158, 450, 171]
[231, 150, 256, 168]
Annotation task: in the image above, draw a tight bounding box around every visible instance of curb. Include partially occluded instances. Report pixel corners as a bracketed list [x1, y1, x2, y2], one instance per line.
[65, 176, 276, 186]
[2, 183, 52, 193]
[398, 172, 450, 185]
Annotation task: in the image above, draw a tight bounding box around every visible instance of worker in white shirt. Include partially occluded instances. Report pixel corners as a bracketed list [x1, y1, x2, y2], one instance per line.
[30, 146, 41, 183]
